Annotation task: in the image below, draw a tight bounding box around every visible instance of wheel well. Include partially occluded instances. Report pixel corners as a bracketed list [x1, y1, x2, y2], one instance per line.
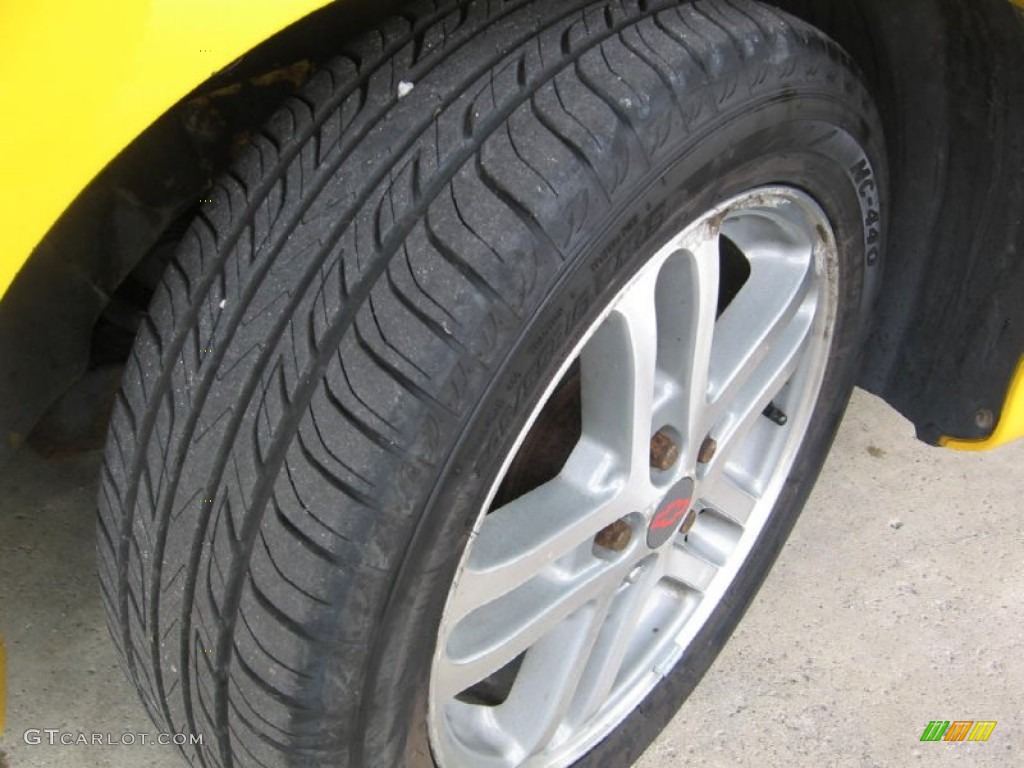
[768, 0, 1024, 443]
[0, 0, 412, 460]
[4, 0, 1023, 460]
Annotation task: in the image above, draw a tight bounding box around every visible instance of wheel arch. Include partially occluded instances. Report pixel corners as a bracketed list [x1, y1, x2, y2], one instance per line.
[0, 0, 410, 462]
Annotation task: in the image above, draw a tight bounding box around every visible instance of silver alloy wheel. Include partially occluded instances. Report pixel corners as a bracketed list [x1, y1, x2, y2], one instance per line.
[428, 187, 840, 768]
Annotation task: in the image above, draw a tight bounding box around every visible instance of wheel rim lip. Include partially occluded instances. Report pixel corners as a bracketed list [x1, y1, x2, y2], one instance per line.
[427, 186, 840, 768]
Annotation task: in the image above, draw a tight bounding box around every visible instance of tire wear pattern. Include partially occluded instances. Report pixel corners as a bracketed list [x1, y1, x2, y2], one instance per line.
[97, 1, 874, 766]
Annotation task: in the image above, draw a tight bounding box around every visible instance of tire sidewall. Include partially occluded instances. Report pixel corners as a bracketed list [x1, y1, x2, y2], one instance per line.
[356, 93, 886, 767]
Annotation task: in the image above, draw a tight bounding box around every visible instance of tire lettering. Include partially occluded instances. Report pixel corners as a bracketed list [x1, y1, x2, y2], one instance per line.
[849, 157, 882, 268]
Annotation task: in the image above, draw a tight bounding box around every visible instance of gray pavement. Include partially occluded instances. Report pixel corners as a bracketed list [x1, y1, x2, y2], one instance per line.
[0, 389, 1020, 767]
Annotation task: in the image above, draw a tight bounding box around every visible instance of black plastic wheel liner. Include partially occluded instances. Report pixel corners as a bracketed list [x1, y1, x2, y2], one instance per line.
[772, 0, 1024, 444]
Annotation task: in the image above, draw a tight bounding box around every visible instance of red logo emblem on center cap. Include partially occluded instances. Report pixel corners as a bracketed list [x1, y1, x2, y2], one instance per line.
[650, 498, 692, 530]
[648, 477, 696, 548]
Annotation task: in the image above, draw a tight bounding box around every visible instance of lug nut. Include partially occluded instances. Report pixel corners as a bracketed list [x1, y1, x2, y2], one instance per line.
[698, 436, 717, 464]
[594, 519, 633, 552]
[678, 508, 699, 535]
[650, 429, 680, 471]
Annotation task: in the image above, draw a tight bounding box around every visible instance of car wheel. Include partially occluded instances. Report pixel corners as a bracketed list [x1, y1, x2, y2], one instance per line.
[97, 1, 886, 766]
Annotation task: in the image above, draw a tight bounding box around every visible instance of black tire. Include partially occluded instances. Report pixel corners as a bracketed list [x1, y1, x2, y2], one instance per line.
[97, 1, 886, 766]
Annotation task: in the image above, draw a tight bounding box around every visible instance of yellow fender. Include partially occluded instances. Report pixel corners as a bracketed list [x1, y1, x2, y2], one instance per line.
[0, 0, 329, 299]
[942, 357, 1024, 451]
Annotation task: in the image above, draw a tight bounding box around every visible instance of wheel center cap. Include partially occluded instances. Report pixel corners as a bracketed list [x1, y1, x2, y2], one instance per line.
[647, 477, 695, 549]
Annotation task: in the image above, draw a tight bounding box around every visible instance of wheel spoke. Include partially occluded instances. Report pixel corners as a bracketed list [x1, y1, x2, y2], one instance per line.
[705, 217, 815, 429]
[681, 509, 742, 568]
[579, 269, 661, 497]
[494, 589, 618, 757]
[649, 227, 721, 462]
[436, 559, 628, 701]
[565, 555, 667, 725]
[701, 297, 816, 482]
[447, 443, 624, 626]
[698, 470, 758, 527]
[663, 543, 719, 592]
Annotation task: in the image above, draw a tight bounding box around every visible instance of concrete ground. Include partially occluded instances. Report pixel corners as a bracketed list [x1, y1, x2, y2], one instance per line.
[0, 389, 1020, 768]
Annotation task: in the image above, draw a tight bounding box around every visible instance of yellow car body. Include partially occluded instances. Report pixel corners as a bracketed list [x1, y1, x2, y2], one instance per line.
[0, 0, 329, 299]
[940, 359, 1024, 452]
[0, 0, 1022, 455]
